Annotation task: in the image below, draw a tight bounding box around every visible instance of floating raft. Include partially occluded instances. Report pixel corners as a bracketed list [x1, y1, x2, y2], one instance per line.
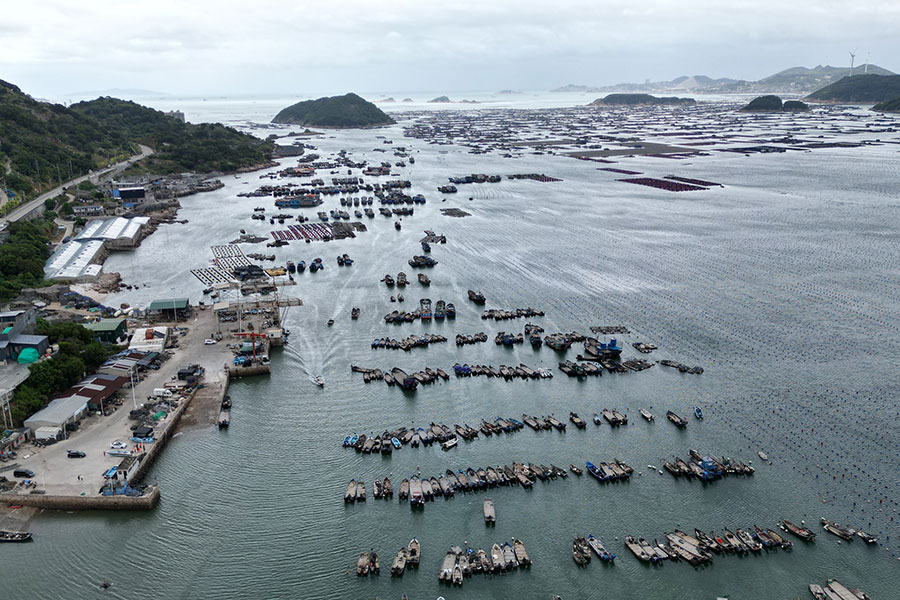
[619, 177, 708, 192]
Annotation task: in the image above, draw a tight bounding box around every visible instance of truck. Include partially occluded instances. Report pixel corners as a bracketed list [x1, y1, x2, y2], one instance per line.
[152, 388, 173, 398]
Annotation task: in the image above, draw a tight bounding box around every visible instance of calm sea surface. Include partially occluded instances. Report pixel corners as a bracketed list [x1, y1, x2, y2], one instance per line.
[5, 94, 900, 599]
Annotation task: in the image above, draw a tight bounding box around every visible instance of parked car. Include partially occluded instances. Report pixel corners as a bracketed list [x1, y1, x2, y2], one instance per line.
[110, 441, 127, 449]
[204, 339, 217, 345]
[13, 468, 35, 478]
[67, 450, 86, 458]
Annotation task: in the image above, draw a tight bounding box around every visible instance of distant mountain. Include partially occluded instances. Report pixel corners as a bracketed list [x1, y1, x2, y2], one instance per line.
[272, 93, 394, 128]
[872, 97, 900, 113]
[805, 75, 900, 103]
[555, 64, 896, 95]
[590, 94, 695, 106]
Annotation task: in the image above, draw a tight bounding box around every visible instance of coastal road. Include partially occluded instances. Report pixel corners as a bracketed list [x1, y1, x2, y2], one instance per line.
[0, 144, 154, 228]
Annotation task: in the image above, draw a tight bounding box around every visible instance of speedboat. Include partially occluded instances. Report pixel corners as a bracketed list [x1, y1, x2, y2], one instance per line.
[313, 376, 325, 386]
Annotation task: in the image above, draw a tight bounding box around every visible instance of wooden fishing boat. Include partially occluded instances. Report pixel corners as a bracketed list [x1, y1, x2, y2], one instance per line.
[483, 498, 496, 524]
[391, 548, 407, 575]
[407, 538, 420, 566]
[572, 536, 591, 565]
[513, 538, 531, 566]
[0, 530, 32, 542]
[357, 552, 369, 576]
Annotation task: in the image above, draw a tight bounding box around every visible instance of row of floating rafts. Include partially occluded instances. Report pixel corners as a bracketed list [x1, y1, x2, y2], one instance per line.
[452, 363, 553, 379]
[494, 331, 524, 345]
[343, 417, 526, 452]
[456, 332, 488, 345]
[658, 358, 704, 374]
[624, 525, 796, 566]
[439, 540, 531, 586]
[662, 450, 755, 481]
[585, 459, 634, 483]
[371, 334, 447, 351]
[480, 307, 544, 320]
[344, 463, 573, 507]
[339, 196, 374, 206]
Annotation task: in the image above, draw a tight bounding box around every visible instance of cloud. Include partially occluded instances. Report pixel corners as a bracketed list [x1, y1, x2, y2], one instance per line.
[1, 0, 898, 96]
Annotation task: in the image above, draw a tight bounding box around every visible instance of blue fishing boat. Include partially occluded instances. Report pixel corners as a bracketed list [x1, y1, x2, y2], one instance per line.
[434, 300, 445, 320]
[421, 241, 431, 252]
[296, 260, 306, 272]
[392, 437, 402, 449]
[349, 434, 359, 446]
[585, 461, 608, 482]
[343, 435, 352, 446]
[694, 406, 704, 420]
[586, 534, 615, 561]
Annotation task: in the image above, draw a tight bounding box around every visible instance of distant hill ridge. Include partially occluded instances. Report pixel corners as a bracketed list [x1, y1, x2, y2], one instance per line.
[590, 94, 695, 106]
[553, 63, 896, 95]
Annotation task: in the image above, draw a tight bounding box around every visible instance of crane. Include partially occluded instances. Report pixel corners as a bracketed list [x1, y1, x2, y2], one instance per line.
[234, 331, 267, 360]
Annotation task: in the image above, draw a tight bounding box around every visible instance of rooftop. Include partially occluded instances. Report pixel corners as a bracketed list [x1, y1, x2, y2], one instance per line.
[84, 318, 126, 332]
[148, 299, 190, 311]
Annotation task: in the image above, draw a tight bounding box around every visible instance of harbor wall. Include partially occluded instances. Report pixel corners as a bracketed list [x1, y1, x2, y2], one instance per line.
[0, 485, 160, 511]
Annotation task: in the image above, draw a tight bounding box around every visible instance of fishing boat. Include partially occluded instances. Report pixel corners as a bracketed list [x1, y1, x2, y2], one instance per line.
[439, 552, 456, 581]
[585, 461, 607, 482]
[313, 375, 325, 386]
[490, 543, 506, 571]
[368, 550, 380, 574]
[573, 536, 591, 565]
[407, 539, 420, 566]
[779, 519, 816, 541]
[392, 368, 418, 390]
[640, 408, 654, 421]
[820, 518, 855, 541]
[502, 542, 518, 569]
[569, 464, 583, 475]
[451, 563, 463, 586]
[356, 552, 369, 576]
[391, 548, 408, 575]
[420, 298, 432, 320]
[344, 479, 357, 502]
[694, 406, 704, 420]
[592, 413, 601, 425]
[624, 535, 653, 562]
[467, 290, 486, 304]
[666, 410, 688, 428]
[434, 300, 446, 320]
[0, 530, 32, 543]
[351, 307, 360, 319]
[445, 303, 456, 319]
[513, 539, 531, 566]
[483, 498, 496, 524]
[586, 534, 615, 561]
[418, 273, 431, 285]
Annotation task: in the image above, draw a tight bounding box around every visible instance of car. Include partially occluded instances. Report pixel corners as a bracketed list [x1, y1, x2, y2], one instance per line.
[204, 339, 217, 345]
[67, 450, 86, 458]
[110, 441, 128, 449]
[13, 469, 35, 478]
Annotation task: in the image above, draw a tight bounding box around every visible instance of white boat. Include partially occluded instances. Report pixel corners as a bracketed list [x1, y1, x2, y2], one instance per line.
[757, 451, 768, 461]
[313, 376, 325, 386]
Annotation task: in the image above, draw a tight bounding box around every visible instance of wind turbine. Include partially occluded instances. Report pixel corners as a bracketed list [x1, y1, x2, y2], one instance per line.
[848, 50, 857, 76]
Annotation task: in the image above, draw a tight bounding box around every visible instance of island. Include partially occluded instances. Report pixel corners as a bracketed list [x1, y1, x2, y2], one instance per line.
[589, 93, 696, 106]
[271, 93, 394, 128]
[740, 95, 784, 111]
[783, 100, 810, 111]
[805, 74, 900, 103]
[428, 96, 452, 103]
[872, 97, 900, 113]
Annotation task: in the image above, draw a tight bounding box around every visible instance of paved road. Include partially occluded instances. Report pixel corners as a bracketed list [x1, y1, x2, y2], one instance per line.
[0, 144, 153, 228]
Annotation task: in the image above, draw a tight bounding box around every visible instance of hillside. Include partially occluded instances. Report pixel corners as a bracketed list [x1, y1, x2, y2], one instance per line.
[0, 79, 273, 202]
[0, 79, 133, 200]
[871, 97, 900, 113]
[590, 94, 695, 106]
[272, 93, 394, 127]
[72, 97, 274, 173]
[805, 75, 900, 103]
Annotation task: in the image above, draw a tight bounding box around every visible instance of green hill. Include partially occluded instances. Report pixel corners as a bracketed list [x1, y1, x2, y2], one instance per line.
[872, 97, 900, 113]
[740, 95, 784, 111]
[806, 75, 900, 103]
[590, 93, 695, 106]
[272, 93, 394, 127]
[0, 80, 133, 200]
[72, 97, 273, 174]
[0, 79, 273, 202]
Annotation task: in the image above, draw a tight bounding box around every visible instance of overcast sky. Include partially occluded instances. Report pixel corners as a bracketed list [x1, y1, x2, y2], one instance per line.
[2, 0, 898, 98]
